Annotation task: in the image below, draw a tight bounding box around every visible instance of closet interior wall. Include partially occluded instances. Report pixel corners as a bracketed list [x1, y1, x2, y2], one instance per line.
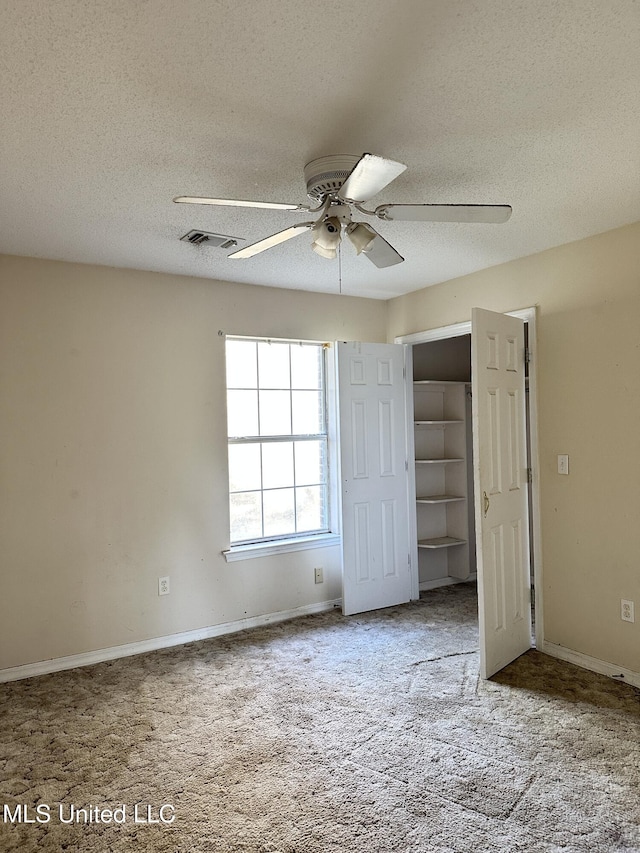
[411, 336, 476, 589]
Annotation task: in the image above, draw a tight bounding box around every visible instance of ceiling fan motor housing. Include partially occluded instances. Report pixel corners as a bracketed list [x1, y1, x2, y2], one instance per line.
[304, 154, 361, 202]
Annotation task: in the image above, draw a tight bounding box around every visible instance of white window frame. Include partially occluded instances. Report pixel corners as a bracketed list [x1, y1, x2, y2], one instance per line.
[223, 336, 340, 562]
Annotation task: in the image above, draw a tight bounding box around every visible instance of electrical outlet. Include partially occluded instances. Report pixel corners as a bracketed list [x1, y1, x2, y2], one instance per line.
[621, 599, 634, 623]
[158, 576, 170, 596]
[314, 567, 323, 584]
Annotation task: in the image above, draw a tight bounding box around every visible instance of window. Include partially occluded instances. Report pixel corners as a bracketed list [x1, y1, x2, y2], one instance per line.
[225, 337, 329, 546]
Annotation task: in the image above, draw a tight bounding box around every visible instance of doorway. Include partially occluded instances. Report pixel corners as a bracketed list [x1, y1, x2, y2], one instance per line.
[395, 307, 543, 653]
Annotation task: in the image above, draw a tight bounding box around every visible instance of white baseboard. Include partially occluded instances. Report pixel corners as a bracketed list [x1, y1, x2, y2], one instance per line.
[420, 573, 477, 592]
[0, 598, 342, 684]
[542, 641, 640, 690]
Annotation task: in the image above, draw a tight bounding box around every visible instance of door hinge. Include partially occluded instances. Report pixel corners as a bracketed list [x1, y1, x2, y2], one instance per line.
[527, 467, 533, 483]
[525, 348, 532, 364]
[405, 459, 409, 472]
[403, 365, 406, 379]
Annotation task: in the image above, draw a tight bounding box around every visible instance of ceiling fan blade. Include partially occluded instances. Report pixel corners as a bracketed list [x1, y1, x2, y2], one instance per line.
[338, 154, 407, 203]
[375, 204, 512, 223]
[174, 196, 307, 211]
[361, 227, 404, 268]
[227, 222, 314, 259]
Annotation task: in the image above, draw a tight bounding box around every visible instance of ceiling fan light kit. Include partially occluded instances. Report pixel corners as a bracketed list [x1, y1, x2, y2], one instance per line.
[346, 221, 377, 255]
[310, 242, 338, 260]
[174, 153, 512, 269]
[311, 216, 342, 259]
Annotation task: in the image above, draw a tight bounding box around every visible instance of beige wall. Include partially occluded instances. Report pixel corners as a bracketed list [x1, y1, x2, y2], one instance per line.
[387, 221, 640, 674]
[0, 255, 387, 669]
[3, 223, 640, 677]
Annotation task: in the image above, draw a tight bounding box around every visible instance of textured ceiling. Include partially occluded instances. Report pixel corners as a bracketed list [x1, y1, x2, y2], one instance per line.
[1, 0, 639, 299]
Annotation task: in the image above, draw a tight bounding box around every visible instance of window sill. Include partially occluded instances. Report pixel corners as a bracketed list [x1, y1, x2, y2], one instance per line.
[223, 533, 341, 563]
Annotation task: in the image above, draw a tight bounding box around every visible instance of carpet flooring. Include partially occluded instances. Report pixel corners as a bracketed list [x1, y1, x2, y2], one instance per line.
[1, 582, 639, 853]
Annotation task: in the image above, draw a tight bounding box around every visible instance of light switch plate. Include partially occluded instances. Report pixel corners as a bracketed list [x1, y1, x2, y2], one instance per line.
[557, 454, 569, 475]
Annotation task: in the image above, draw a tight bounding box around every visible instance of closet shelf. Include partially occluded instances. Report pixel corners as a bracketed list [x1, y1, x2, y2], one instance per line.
[414, 419, 463, 426]
[411, 374, 471, 582]
[415, 458, 464, 464]
[416, 495, 465, 504]
[414, 380, 468, 387]
[418, 537, 467, 549]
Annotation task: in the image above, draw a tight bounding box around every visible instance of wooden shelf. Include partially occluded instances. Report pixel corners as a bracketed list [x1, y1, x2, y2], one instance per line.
[418, 536, 467, 549]
[416, 495, 465, 504]
[412, 375, 471, 583]
[414, 380, 468, 386]
[415, 458, 464, 464]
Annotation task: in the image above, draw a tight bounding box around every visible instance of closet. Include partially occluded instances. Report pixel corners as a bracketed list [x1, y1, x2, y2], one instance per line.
[411, 336, 477, 590]
[395, 309, 537, 677]
[410, 327, 534, 595]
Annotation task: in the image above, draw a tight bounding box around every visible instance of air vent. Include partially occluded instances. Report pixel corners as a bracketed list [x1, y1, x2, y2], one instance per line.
[180, 229, 243, 249]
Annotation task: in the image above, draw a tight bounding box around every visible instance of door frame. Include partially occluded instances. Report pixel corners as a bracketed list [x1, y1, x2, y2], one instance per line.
[394, 307, 544, 651]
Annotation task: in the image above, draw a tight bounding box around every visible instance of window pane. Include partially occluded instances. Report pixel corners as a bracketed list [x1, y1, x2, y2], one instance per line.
[262, 442, 294, 489]
[228, 444, 261, 492]
[226, 340, 257, 389]
[296, 486, 325, 532]
[227, 390, 258, 438]
[292, 390, 323, 434]
[227, 339, 327, 545]
[230, 492, 262, 542]
[291, 345, 322, 389]
[259, 390, 291, 435]
[263, 488, 295, 537]
[294, 441, 324, 486]
[258, 341, 290, 389]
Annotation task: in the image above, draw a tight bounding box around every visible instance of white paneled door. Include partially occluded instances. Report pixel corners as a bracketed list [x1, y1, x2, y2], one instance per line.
[472, 308, 532, 678]
[337, 342, 412, 616]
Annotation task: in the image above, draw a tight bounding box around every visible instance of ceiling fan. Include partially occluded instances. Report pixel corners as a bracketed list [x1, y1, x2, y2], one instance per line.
[174, 153, 512, 269]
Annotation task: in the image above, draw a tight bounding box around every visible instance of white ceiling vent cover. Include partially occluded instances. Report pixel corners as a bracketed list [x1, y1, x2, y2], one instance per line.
[180, 229, 243, 249]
